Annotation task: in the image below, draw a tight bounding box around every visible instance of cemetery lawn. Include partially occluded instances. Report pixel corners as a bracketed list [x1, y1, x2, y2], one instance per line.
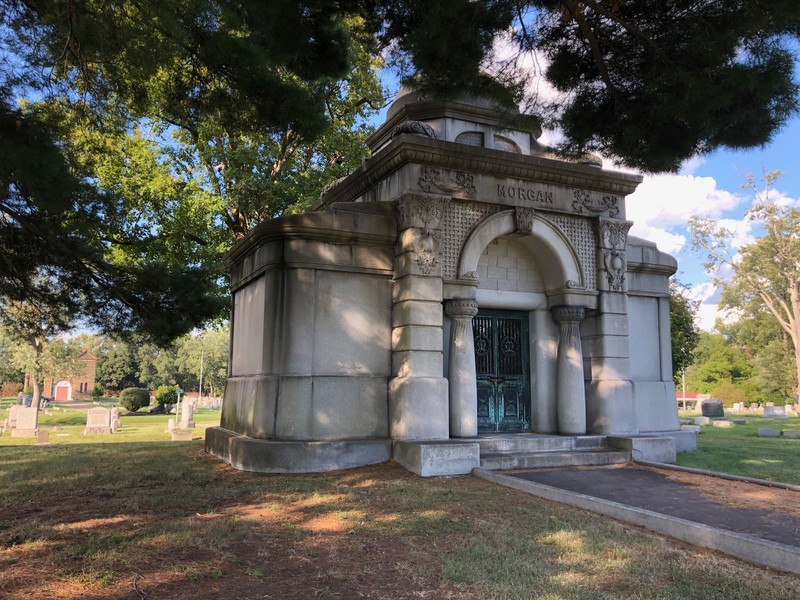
[675, 415, 800, 486]
[0, 441, 799, 597]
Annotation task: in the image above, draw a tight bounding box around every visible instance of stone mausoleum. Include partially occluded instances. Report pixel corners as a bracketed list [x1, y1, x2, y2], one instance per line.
[206, 91, 694, 476]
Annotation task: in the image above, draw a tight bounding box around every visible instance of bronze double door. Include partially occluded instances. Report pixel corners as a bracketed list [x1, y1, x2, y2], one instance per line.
[473, 309, 531, 433]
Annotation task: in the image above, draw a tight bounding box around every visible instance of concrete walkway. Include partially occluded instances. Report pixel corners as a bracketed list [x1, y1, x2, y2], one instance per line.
[474, 464, 800, 575]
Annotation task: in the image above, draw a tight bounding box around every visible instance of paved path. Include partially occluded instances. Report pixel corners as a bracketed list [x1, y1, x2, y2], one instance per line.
[507, 465, 800, 549]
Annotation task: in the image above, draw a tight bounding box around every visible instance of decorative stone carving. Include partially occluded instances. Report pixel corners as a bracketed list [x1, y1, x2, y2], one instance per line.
[418, 166, 476, 199]
[460, 271, 479, 280]
[318, 175, 347, 199]
[391, 120, 436, 139]
[572, 189, 620, 218]
[514, 207, 535, 233]
[542, 213, 597, 290]
[442, 201, 500, 280]
[444, 299, 479, 318]
[565, 280, 583, 289]
[597, 218, 633, 292]
[412, 233, 441, 275]
[396, 195, 449, 231]
[552, 306, 586, 324]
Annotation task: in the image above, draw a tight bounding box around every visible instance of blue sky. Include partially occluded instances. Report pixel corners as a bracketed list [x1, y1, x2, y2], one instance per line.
[625, 115, 800, 329]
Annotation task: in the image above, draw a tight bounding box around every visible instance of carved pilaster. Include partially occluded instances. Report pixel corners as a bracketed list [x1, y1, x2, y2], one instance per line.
[445, 299, 479, 437]
[596, 218, 633, 293]
[552, 306, 587, 435]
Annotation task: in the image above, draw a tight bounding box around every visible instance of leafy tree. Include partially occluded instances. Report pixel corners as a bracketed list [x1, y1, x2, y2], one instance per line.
[669, 280, 700, 386]
[175, 326, 230, 398]
[119, 387, 151, 413]
[685, 333, 752, 394]
[96, 339, 141, 393]
[690, 171, 800, 404]
[377, 0, 800, 171]
[154, 385, 180, 407]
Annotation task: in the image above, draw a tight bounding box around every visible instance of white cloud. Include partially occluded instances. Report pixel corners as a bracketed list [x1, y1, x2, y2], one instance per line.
[627, 174, 745, 253]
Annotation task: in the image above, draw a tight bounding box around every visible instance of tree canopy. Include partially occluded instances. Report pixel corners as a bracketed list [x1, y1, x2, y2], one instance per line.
[3, 0, 800, 347]
[690, 171, 800, 403]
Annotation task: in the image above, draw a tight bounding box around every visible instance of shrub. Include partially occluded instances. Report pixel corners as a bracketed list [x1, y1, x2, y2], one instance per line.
[154, 385, 179, 406]
[91, 384, 103, 401]
[119, 387, 151, 413]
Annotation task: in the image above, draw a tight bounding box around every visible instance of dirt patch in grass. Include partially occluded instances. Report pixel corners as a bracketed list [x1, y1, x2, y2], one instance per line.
[648, 466, 800, 518]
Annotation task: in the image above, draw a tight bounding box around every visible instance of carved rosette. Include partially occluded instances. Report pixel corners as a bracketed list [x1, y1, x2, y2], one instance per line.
[418, 166, 476, 199]
[444, 299, 479, 319]
[597, 218, 633, 293]
[572, 189, 620, 218]
[514, 207, 535, 233]
[460, 271, 479, 281]
[391, 120, 436, 139]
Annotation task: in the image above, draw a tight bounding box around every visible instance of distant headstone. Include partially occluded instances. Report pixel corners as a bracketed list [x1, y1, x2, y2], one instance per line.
[11, 406, 38, 437]
[764, 405, 787, 418]
[7, 405, 20, 428]
[110, 407, 121, 432]
[180, 399, 195, 429]
[681, 424, 701, 433]
[732, 419, 747, 425]
[166, 417, 176, 432]
[694, 416, 711, 426]
[712, 420, 733, 428]
[701, 400, 724, 418]
[36, 430, 50, 445]
[83, 407, 112, 435]
[171, 429, 193, 441]
[783, 430, 800, 439]
[757, 428, 781, 438]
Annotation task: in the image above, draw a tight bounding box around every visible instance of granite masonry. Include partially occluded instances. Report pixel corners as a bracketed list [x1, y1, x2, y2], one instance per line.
[205, 91, 691, 476]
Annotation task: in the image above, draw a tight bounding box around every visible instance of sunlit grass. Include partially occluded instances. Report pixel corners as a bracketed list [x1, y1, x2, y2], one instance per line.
[676, 414, 800, 485]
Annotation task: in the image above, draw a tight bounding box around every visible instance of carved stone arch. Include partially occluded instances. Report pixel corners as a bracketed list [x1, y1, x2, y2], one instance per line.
[457, 209, 584, 291]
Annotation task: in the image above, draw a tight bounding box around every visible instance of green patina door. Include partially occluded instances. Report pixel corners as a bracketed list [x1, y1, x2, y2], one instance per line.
[473, 309, 531, 433]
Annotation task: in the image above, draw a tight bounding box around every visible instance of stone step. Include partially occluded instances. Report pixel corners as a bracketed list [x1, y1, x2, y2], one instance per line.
[479, 448, 630, 471]
[476, 434, 607, 454]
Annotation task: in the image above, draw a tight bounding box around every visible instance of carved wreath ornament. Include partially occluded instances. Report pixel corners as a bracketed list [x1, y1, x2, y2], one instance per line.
[572, 189, 620, 218]
[418, 166, 476, 198]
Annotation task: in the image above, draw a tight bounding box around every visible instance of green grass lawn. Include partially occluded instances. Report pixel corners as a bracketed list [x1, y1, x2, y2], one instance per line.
[0, 403, 220, 445]
[675, 412, 800, 485]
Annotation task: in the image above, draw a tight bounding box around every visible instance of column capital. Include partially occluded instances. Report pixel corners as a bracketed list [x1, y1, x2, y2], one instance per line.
[444, 299, 479, 318]
[552, 306, 586, 323]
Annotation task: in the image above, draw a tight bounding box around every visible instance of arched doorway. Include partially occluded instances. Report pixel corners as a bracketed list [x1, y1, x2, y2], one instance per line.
[54, 381, 71, 401]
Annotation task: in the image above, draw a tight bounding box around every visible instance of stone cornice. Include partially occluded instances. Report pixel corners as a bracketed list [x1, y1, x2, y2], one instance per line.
[225, 204, 397, 267]
[314, 135, 643, 211]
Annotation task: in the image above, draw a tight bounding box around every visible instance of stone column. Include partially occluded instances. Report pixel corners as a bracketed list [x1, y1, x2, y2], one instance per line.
[389, 194, 450, 440]
[553, 306, 587, 435]
[445, 299, 479, 437]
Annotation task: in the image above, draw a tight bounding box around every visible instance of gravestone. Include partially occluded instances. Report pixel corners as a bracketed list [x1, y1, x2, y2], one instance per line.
[166, 417, 176, 432]
[83, 407, 112, 435]
[11, 406, 38, 437]
[180, 399, 195, 429]
[712, 420, 733, 428]
[110, 407, 121, 432]
[7, 404, 20, 428]
[694, 416, 711, 426]
[36, 430, 50, 445]
[783, 430, 800, 439]
[171, 429, 193, 441]
[701, 400, 724, 418]
[732, 419, 747, 425]
[757, 428, 781, 437]
[764, 405, 787, 418]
